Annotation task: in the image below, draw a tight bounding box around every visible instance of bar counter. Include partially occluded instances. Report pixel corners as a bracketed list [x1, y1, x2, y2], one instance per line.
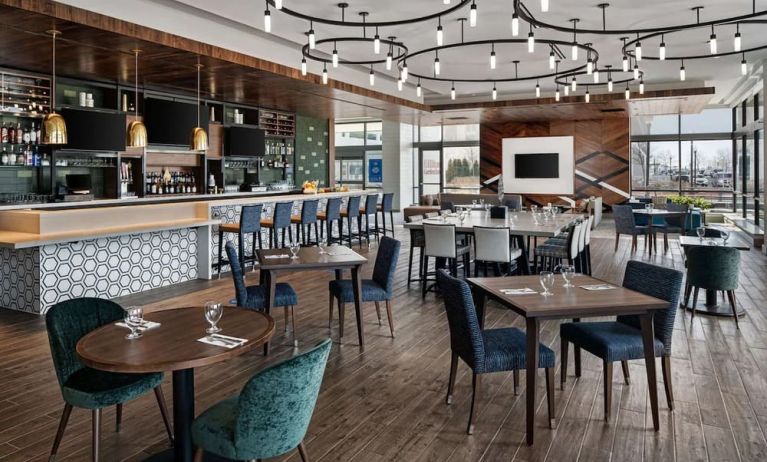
[0, 190, 359, 314]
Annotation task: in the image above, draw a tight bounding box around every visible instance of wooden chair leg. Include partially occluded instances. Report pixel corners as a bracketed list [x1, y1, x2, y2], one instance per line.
[115, 403, 122, 432]
[374, 301, 382, 326]
[603, 361, 613, 422]
[50, 403, 73, 460]
[337, 301, 345, 338]
[385, 300, 395, 338]
[545, 367, 556, 429]
[291, 306, 298, 347]
[92, 408, 101, 462]
[661, 355, 674, 410]
[446, 352, 458, 404]
[727, 290, 740, 329]
[297, 441, 310, 462]
[691, 287, 700, 318]
[154, 386, 174, 445]
[193, 448, 204, 462]
[561, 340, 569, 390]
[513, 369, 520, 396]
[328, 293, 334, 328]
[621, 360, 631, 385]
[467, 374, 481, 434]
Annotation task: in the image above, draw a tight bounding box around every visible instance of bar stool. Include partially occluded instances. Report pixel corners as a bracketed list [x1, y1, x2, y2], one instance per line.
[261, 201, 293, 249]
[377, 192, 395, 237]
[340, 196, 362, 248]
[318, 197, 343, 244]
[360, 194, 379, 246]
[291, 199, 320, 246]
[217, 204, 263, 277]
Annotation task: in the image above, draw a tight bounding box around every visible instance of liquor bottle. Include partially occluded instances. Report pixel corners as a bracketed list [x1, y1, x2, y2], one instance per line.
[15, 123, 22, 145]
[35, 124, 41, 144]
[151, 175, 158, 194]
[30, 124, 37, 144]
[23, 126, 30, 144]
[1, 147, 8, 165]
[1, 124, 7, 143]
[8, 123, 15, 144]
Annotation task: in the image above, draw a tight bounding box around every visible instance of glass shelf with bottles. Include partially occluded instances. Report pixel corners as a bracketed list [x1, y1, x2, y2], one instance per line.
[0, 70, 51, 117]
[145, 168, 199, 196]
[0, 120, 46, 167]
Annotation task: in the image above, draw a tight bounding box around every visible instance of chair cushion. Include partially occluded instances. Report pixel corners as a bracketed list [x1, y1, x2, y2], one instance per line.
[220, 223, 240, 233]
[243, 283, 298, 309]
[191, 396, 239, 460]
[480, 328, 555, 373]
[534, 244, 568, 258]
[560, 321, 664, 363]
[328, 279, 388, 302]
[62, 368, 164, 409]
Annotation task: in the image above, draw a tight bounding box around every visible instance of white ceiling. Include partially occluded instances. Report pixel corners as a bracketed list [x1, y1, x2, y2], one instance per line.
[62, 0, 767, 106]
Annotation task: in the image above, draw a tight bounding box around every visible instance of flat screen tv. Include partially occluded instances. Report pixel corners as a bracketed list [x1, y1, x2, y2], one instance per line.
[144, 98, 209, 146]
[226, 126, 265, 156]
[61, 108, 126, 151]
[514, 153, 559, 179]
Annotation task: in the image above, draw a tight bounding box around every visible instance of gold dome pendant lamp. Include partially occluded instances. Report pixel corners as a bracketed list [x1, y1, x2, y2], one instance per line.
[190, 59, 208, 151]
[126, 49, 147, 147]
[42, 29, 67, 145]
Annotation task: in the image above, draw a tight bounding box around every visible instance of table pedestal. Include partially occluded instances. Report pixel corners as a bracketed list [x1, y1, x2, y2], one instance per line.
[683, 289, 745, 317]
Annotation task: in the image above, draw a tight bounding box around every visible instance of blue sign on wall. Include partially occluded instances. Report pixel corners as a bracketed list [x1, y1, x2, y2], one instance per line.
[368, 158, 383, 183]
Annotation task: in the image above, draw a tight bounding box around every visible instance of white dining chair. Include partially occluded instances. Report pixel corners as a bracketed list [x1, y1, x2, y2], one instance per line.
[534, 219, 582, 273]
[473, 226, 523, 276]
[422, 223, 470, 298]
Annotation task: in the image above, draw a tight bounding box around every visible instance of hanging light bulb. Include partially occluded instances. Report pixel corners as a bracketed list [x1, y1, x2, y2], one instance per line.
[300, 57, 307, 76]
[417, 80, 422, 97]
[571, 43, 578, 60]
[549, 49, 555, 69]
[585, 90, 590, 103]
[625, 85, 630, 100]
[264, 7, 271, 33]
[608, 77, 613, 92]
[126, 49, 147, 148]
[593, 68, 600, 83]
[511, 13, 519, 36]
[734, 25, 742, 52]
[555, 87, 560, 101]
[639, 79, 645, 94]
[43, 30, 67, 145]
[332, 45, 339, 68]
[308, 24, 316, 49]
[397, 78, 403, 91]
[571, 77, 577, 91]
[679, 60, 685, 81]
[490, 44, 497, 69]
[369, 66, 375, 86]
[564, 84, 569, 96]
[709, 26, 717, 54]
[451, 83, 456, 100]
[322, 63, 328, 84]
[436, 19, 444, 46]
[492, 83, 497, 100]
[635, 41, 642, 61]
[535, 81, 540, 98]
[622, 55, 629, 71]
[444, 0, 450, 4]
[470, 1, 477, 27]
[401, 62, 409, 81]
[541, 0, 550, 12]
[189, 60, 207, 151]
[374, 30, 381, 54]
[741, 54, 748, 75]
[386, 51, 393, 70]
[659, 37, 666, 61]
[528, 29, 535, 53]
[587, 57, 593, 74]
[275, 0, 283, 9]
[633, 63, 640, 80]
[434, 55, 441, 75]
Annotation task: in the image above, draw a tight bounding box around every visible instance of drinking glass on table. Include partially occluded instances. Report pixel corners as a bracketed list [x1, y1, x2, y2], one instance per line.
[289, 240, 301, 259]
[720, 229, 730, 244]
[696, 226, 705, 242]
[317, 236, 327, 254]
[556, 264, 576, 288]
[539, 271, 554, 296]
[204, 301, 223, 334]
[124, 306, 144, 340]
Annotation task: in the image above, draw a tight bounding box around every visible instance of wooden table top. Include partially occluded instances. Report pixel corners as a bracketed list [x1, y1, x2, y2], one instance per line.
[403, 211, 580, 237]
[468, 275, 669, 319]
[678, 235, 750, 250]
[257, 245, 368, 270]
[76, 306, 275, 374]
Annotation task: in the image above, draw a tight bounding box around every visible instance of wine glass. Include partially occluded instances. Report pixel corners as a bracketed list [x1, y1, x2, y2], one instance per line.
[204, 301, 223, 334]
[557, 265, 576, 288]
[318, 236, 327, 254]
[124, 306, 144, 340]
[720, 229, 730, 244]
[539, 271, 554, 296]
[696, 226, 705, 242]
[289, 240, 301, 259]
[458, 210, 466, 225]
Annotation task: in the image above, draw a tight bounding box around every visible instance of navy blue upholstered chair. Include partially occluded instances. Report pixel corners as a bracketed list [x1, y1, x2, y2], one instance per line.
[340, 196, 362, 248]
[502, 194, 523, 211]
[360, 194, 380, 246]
[217, 204, 263, 277]
[262, 201, 294, 248]
[437, 270, 556, 434]
[653, 202, 689, 252]
[559, 261, 683, 421]
[685, 246, 742, 328]
[226, 242, 300, 346]
[613, 204, 652, 252]
[377, 192, 395, 237]
[46, 298, 173, 461]
[328, 236, 401, 339]
[291, 199, 319, 246]
[318, 197, 343, 244]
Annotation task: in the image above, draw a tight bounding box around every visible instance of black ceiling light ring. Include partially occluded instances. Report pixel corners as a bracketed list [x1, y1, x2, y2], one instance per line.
[554, 68, 643, 88]
[302, 36, 408, 66]
[266, 0, 472, 28]
[401, 38, 599, 83]
[513, 0, 767, 36]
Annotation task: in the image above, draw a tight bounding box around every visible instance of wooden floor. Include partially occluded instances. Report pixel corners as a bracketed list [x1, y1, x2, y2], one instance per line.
[2, 220, 767, 461]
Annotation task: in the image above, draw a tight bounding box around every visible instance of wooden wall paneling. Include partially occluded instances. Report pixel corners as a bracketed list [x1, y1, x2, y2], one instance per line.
[206, 124, 224, 159]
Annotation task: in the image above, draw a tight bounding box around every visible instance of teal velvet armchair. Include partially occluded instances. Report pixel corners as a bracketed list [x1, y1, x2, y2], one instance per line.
[191, 338, 332, 461]
[45, 298, 173, 461]
[685, 246, 742, 328]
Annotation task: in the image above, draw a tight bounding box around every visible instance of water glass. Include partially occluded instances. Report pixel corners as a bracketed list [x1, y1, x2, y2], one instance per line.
[124, 306, 144, 340]
[558, 265, 576, 288]
[318, 236, 327, 254]
[720, 229, 730, 244]
[539, 271, 554, 296]
[696, 226, 705, 241]
[289, 240, 301, 259]
[204, 301, 223, 334]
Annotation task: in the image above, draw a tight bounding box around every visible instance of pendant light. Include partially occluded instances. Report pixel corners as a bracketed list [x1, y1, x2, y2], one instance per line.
[585, 90, 590, 103]
[434, 51, 441, 75]
[469, 1, 477, 27]
[369, 65, 375, 86]
[625, 85, 630, 100]
[639, 79, 645, 94]
[527, 25, 535, 53]
[586, 56, 593, 74]
[535, 81, 540, 98]
[679, 60, 686, 81]
[275, 0, 283, 9]
[416, 78, 422, 97]
[549, 49, 555, 70]
[633, 62, 640, 80]
[541, 0, 550, 12]
[555, 86, 560, 101]
[571, 77, 577, 91]
[564, 84, 569, 96]
[42, 30, 67, 145]
[511, 13, 519, 36]
[741, 53, 748, 76]
[492, 83, 497, 100]
[709, 25, 717, 54]
[190, 60, 208, 151]
[332, 42, 339, 68]
[734, 24, 742, 52]
[401, 61, 409, 82]
[301, 57, 307, 76]
[126, 49, 147, 148]
[491, 44, 497, 70]
[659, 34, 666, 61]
[593, 68, 600, 83]
[374, 28, 381, 54]
[264, 3, 271, 33]
[322, 63, 329, 84]
[450, 82, 456, 100]
[308, 22, 316, 49]
[436, 17, 444, 46]
[622, 54, 629, 71]
[635, 39, 642, 61]
[397, 78, 403, 91]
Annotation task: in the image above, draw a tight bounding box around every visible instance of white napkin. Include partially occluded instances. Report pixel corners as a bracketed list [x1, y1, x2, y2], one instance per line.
[197, 333, 248, 349]
[264, 254, 290, 259]
[115, 320, 161, 332]
[500, 287, 538, 295]
[579, 284, 616, 291]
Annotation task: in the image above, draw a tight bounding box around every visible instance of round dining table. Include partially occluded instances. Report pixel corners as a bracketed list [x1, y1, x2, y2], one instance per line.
[77, 306, 275, 462]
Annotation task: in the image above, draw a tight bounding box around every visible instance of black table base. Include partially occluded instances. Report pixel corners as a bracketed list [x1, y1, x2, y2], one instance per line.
[683, 289, 745, 318]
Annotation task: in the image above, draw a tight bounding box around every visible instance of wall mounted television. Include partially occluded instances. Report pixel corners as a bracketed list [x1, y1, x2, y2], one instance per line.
[226, 126, 265, 156]
[60, 108, 126, 152]
[514, 153, 559, 179]
[144, 97, 209, 146]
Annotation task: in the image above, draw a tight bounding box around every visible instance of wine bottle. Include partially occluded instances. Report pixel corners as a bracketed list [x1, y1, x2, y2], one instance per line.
[15, 123, 22, 145]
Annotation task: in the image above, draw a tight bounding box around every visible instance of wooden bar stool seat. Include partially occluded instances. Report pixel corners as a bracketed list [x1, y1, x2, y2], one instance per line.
[219, 223, 242, 233]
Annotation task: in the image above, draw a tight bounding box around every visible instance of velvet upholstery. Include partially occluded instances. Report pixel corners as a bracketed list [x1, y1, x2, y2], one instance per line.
[271, 201, 294, 229]
[686, 246, 740, 291]
[343, 196, 361, 217]
[323, 197, 342, 221]
[560, 261, 683, 362]
[240, 205, 263, 234]
[502, 195, 522, 211]
[363, 194, 378, 215]
[191, 339, 332, 461]
[614, 205, 650, 235]
[45, 298, 164, 409]
[437, 270, 554, 374]
[381, 193, 394, 212]
[329, 237, 401, 302]
[298, 199, 319, 224]
[226, 241, 297, 309]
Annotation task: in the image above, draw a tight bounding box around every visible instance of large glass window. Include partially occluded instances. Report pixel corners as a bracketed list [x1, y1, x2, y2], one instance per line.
[415, 124, 480, 196]
[443, 146, 480, 193]
[681, 108, 732, 134]
[334, 120, 383, 189]
[334, 123, 365, 146]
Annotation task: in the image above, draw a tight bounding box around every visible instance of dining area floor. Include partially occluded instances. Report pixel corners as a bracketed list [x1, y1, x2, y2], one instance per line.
[1, 219, 767, 462]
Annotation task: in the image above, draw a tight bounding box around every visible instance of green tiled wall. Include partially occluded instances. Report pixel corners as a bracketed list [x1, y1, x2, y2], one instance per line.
[294, 115, 329, 187]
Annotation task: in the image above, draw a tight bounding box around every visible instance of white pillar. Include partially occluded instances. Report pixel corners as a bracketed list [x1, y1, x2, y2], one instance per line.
[382, 121, 415, 216]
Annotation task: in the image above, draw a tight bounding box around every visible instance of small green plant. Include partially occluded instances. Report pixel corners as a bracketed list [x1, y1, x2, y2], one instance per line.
[667, 195, 712, 210]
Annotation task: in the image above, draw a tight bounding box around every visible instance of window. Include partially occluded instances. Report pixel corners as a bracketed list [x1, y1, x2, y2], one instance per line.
[443, 124, 479, 142]
[631, 114, 678, 136]
[443, 146, 480, 193]
[648, 141, 679, 190]
[681, 108, 732, 134]
[334, 123, 365, 146]
[334, 120, 383, 189]
[416, 124, 481, 196]
[420, 125, 441, 142]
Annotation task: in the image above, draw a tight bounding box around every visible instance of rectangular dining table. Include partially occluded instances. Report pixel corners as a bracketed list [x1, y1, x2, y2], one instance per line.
[257, 245, 368, 351]
[467, 274, 670, 445]
[632, 209, 688, 254]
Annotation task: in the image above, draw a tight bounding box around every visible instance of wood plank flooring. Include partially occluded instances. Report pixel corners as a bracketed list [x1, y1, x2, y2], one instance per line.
[1, 219, 767, 461]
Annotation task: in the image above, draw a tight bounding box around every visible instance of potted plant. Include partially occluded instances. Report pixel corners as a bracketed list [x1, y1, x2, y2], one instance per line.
[667, 195, 712, 210]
